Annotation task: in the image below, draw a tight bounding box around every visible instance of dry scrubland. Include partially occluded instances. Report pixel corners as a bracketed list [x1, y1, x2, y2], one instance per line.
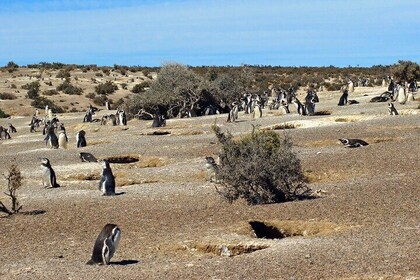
[0, 70, 419, 279]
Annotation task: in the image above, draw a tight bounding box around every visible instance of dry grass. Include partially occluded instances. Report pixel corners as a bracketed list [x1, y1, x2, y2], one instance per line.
[172, 129, 205, 136]
[191, 243, 269, 256]
[334, 118, 355, 122]
[304, 169, 349, 183]
[302, 139, 339, 148]
[261, 123, 298, 130]
[114, 170, 160, 186]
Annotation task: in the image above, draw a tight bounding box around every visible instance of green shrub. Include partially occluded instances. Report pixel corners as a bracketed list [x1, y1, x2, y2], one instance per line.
[0, 92, 17, 100]
[92, 95, 108, 106]
[85, 92, 96, 99]
[43, 89, 59, 96]
[31, 97, 64, 113]
[95, 81, 118, 95]
[56, 69, 71, 79]
[0, 108, 10, 118]
[56, 81, 83, 95]
[131, 81, 150, 93]
[212, 126, 311, 205]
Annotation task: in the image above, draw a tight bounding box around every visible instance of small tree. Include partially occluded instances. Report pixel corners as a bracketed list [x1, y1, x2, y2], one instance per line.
[0, 163, 23, 215]
[212, 126, 311, 205]
[391, 60, 420, 82]
[0, 108, 10, 118]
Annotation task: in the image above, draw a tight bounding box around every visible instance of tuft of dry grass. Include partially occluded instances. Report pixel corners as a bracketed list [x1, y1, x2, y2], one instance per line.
[63, 173, 101, 181]
[191, 243, 269, 257]
[334, 118, 355, 122]
[262, 123, 298, 130]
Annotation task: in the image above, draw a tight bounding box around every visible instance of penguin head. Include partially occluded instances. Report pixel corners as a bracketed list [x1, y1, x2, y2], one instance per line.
[206, 156, 215, 164]
[101, 160, 111, 169]
[78, 130, 86, 136]
[40, 157, 50, 166]
[339, 138, 349, 145]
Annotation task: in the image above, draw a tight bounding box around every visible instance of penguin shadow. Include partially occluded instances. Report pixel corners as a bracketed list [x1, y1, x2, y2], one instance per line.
[114, 192, 125, 196]
[110, 259, 139, 266]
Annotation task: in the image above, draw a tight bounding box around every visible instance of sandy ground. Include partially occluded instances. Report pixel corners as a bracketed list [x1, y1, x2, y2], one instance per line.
[0, 86, 419, 279]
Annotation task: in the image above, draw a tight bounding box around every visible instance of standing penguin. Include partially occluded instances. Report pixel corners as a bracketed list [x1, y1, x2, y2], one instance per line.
[44, 126, 59, 148]
[388, 103, 399, 115]
[58, 130, 68, 149]
[338, 89, 349, 106]
[76, 130, 87, 148]
[252, 100, 263, 119]
[118, 110, 127, 126]
[99, 160, 116, 196]
[40, 158, 60, 188]
[87, 224, 121, 265]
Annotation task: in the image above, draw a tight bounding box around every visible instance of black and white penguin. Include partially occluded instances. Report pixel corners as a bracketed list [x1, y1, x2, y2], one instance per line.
[79, 152, 98, 162]
[118, 110, 127, 126]
[44, 126, 59, 148]
[338, 89, 348, 106]
[40, 158, 60, 188]
[205, 156, 219, 183]
[8, 123, 17, 133]
[76, 130, 87, 148]
[86, 224, 121, 265]
[99, 160, 115, 196]
[388, 103, 399, 115]
[252, 100, 263, 119]
[152, 114, 166, 128]
[339, 138, 369, 148]
[58, 130, 68, 149]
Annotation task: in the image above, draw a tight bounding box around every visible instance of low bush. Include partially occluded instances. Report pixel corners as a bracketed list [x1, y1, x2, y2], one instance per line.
[31, 97, 65, 113]
[43, 89, 59, 96]
[212, 126, 311, 205]
[95, 81, 118, 95]
[0, 92, 17, 100]
[0, 108, 10, 118]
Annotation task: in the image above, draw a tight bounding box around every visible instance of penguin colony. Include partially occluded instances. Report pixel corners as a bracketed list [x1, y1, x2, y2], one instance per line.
[1, 76, 416, 265]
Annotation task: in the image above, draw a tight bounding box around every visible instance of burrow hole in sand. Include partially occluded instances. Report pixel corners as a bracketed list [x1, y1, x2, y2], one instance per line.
[104, 155, 139, 164]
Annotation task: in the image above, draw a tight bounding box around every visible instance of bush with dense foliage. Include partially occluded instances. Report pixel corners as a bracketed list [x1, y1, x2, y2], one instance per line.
[212, 126, 311, 205]
[95, 81, 118, 95]
[131, 81, 150, 93]
[42, 89, 59, 96]
[0, 108, 10, 118]
[56, 81, 83, 95]
[23, 81, 41, 99]
[31, 97, 64, 113]
[391, 60, 420, 82]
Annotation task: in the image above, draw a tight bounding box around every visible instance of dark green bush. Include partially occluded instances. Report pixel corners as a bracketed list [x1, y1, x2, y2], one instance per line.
[56, 69, 71, 79]
[85, 92, 96, 99]
[95, 81, 118, 95]
[0, 92, 17, 100]
[131, 81, 150, 93]
[31, 97, 64, 113]
[212, 126, 311, 205]
[0, 108, 10, 118]
[56, 81, 83, 95]
[42, 89, 59, 96]
[92, 95, 108, 106]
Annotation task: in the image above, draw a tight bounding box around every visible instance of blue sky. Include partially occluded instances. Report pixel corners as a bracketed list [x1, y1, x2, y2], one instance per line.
[0, 0, 419, 67]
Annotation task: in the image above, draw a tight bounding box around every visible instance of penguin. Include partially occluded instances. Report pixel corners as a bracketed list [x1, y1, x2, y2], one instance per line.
[40, 158, 60, 188]
[99, 160, 116, 196]
[205, 156, 219, 183]
[76, 130, 87, 148]
[152, 114, 166, 128]
[58, 130, 68, 149]
[44, 126, 59, 148]
[87, 224, 121, 265]
[388, 103, 399, 115]
[339, 138, 369, 148]
[8, 123, 17, 133]
[118, 110, 127, 126]
[80, 152, 98, 162]
[338, 89, 348, 106]
[105, 100, 111, 110]
[252, 100, 263, 119]
[227, 102, 239, 122]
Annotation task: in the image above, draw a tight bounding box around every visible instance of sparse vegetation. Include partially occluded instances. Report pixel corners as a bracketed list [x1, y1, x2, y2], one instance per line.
[0, 108, 10, 118]
[131, 81, 150, 93]
[0, 92, 17, 100]
[212, 126, 311, 205]
[0, 163, 23, 215]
